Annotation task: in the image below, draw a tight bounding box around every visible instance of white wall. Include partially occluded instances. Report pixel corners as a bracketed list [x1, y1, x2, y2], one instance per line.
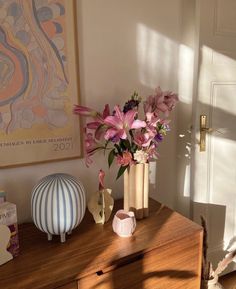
[0, 0, 182, 223]
[175, 0, 196, 217]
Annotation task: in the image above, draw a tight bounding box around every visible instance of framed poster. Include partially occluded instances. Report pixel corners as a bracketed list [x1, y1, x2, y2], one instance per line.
[0, 0, 82, 167]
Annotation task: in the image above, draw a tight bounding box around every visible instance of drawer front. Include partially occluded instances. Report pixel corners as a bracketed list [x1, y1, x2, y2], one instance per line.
[56, 281, 78, 289]
[78, 233, 202, 289]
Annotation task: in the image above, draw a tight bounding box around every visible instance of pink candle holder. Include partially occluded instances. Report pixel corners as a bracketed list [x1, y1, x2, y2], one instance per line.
[112, 210, 136, 237]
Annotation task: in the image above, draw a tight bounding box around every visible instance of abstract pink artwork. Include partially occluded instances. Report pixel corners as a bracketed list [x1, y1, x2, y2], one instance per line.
[0, 0, 81, 167]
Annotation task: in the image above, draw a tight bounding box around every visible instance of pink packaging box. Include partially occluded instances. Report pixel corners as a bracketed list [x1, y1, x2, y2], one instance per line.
[0, 202, 19, 257]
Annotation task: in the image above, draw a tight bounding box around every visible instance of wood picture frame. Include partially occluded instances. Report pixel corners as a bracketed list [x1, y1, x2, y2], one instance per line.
[0, 0, 82, 167]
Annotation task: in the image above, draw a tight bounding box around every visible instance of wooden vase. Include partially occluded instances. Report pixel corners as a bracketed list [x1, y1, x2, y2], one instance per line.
[124, 163, 149, 219]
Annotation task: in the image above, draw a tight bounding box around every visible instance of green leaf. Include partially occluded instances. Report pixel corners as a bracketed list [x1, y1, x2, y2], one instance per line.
[123, 139, 131, 150]
[119, 139, 131, 152]
[103, 141, 109, 156]
[116, 165, 129, 180]
[129, 129, 134, 138]
[120, 140, 125, 150]
[108, 149, 115, 167]
[114, 144, 121, 154]
[130, 143, 138, 153]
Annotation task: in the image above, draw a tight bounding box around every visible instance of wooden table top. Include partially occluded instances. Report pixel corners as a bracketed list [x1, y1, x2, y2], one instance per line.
[0, 199, 202, 289]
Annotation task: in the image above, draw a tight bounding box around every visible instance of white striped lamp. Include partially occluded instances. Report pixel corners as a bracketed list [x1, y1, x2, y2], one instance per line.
[31, 173, 86, 242]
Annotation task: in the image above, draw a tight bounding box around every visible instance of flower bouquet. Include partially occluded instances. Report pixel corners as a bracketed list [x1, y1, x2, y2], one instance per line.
[74, 87, 178, 178]
[74, 87, 178, 218]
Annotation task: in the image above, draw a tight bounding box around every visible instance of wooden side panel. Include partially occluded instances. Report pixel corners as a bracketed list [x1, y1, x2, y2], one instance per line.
[79, 233, 202, 289]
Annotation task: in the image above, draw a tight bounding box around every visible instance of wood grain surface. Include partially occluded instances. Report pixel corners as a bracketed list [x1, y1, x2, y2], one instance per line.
[79, 234, 202, 289]
[0, 199, 203, 289]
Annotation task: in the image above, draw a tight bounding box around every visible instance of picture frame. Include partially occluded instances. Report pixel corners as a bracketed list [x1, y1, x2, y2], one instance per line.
[0, 0, 82, 167]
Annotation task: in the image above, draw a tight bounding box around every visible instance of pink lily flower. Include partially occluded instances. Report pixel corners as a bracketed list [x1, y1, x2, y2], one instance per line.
[147, 143, 160, 159]
[161, 90, 179, 113]
[146, 112, 159, 127]
[104, 105, 146, 141]
[133, 129, 154, 148]
[154, 90, 178, 117]
[89, 104, 111, 140]
[143, 95, 155, 114]
[84, 132, 102, 167]
[87, 121, 102, 130]
[143, 112, 160, 139]
[74, 104, 111, 122]
[74, 105, 99, 117]
[77, 104, 111, 141]
[85, 121, 108, 142]
[85, 133, 97, 152]
[102, 104, 110, 119]
[145, 112, 163, 137]
[144, 87, 179, 117]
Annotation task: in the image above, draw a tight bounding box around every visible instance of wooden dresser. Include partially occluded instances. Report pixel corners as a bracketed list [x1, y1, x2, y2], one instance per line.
[0, 199, 203, 289]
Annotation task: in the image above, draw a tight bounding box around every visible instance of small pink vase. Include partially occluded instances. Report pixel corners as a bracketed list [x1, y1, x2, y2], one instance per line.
[112, 210, 136, 237]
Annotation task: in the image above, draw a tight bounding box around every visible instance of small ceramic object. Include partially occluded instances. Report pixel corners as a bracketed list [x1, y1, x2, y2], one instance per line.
[88, 188, 114, 224]
[88, 170, 114, 224]
[112, 210, 136, 237]
[0, 225, 13, 266]
[31, 173, 86, 243]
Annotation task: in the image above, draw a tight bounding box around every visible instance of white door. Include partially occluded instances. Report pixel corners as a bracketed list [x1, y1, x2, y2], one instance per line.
[192, 0, 236, 273]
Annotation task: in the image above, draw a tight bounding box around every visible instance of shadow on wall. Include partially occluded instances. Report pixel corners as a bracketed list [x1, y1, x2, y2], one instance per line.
[176, 100, 236, 211]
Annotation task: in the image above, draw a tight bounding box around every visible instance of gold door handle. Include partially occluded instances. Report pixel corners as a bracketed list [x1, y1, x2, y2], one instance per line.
[200, 115, 212, 152]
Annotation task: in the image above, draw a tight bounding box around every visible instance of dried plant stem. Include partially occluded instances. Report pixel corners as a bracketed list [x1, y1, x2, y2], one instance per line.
[200, 216, 211, 281]
[214, 249, 236, 276]
[200, 216, 236, 289]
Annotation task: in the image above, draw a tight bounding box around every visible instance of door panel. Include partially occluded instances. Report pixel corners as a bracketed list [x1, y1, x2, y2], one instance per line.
[193, 0, 236, 273]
